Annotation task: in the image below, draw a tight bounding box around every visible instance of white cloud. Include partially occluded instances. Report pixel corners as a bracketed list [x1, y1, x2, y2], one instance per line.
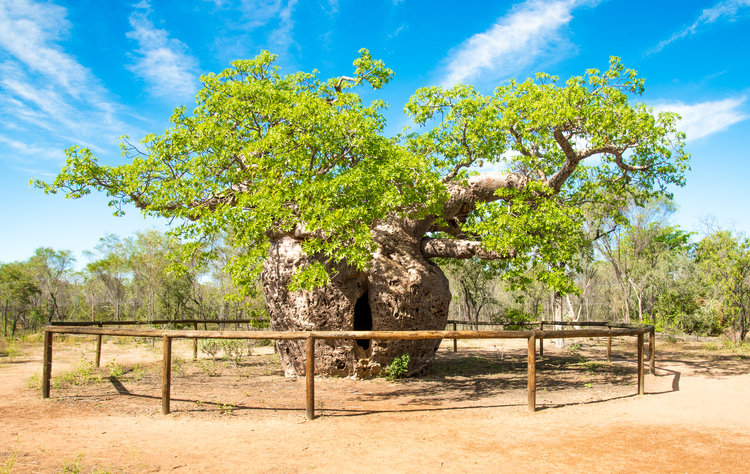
[655, 97, 749, 141]
[0, 0, 90, 97]
[326, 0, 339, 16]
[266, 0, 298, 53]
[387, 23, 407, 41]
[126, 3, 200, 101]
[0, 1, 128, 167]
[652, 0, 750, 53]
[0, 135, 63, 164]
[439, 0, 594, 87]
[204, 0, 299, 62]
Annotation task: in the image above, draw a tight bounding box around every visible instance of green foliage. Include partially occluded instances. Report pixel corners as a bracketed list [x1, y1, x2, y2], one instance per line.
[35, 51, 688, 297]
[213, 397, 236, 415]
[383, 353, 410, 380]
[494, 307, 535, 330]
[404, 58, 688, 292]
[0, 260, 42, 335]
[694, 231, 750, 342]
[0, 443, 17, 474]
[0, 340, 20, 361]
[36, 49, 444, 293]
[220, 339, 247, 363]
[198, 359, 221, 377]
[199, 338, 249, 362]
[26, 373, 41, 390]
[106, 360, 124, 379]
[200, 339, 222, 358]
[53, 358, 103, 388]
[568, 343, 582, 357]
[171, 355, 186, 376]
[59, 452, 84, 473]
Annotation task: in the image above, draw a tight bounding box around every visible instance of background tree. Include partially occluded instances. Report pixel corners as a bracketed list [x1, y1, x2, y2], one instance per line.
[695, 231, 750, 343]
[36, 52, 688, 376]
[85, 234, 128, 321]
[0, 262, 40, 337]
[28, 248, 75, 322]
[443, 259, 499, 329]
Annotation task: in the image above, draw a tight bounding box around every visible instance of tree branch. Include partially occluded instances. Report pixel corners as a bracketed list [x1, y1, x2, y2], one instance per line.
[421, 237, 516, 260]
[443, 172, 529, 219]
[614, 151, 648, 172]
[128, 183, 250, 217]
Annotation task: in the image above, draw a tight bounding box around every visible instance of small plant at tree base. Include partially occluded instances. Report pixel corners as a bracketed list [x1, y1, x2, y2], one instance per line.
[384, 354, 410, 381]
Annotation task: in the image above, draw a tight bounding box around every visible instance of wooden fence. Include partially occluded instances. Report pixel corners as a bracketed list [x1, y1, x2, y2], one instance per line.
[49, 318, 268, 366]
[41, 322, 654, 419]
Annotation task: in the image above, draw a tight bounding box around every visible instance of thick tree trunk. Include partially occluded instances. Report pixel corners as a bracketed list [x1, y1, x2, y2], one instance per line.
[262, 219, 450, 378]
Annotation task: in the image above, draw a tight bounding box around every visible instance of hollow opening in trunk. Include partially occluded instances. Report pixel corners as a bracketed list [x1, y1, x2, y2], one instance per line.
[353, 291, 372, 349]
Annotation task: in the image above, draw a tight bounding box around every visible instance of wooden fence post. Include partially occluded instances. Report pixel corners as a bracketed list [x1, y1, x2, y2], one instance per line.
[452, 322, 457, 353]
[306, 336, 315, 420]
[538, 321, 544, 358]
[162, 336, 172, 415]
[95, 334, 103, 368]
[42, 329, 52, 399]
[606, 336, 612, 363]
[528, 333, 536, 413]
[637, 333, 644, 396]
[649, 329, 655, 374]
[193, 322, 198, 360]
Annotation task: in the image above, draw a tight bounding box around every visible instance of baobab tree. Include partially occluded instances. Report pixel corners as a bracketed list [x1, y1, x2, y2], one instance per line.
[37, 50, 688, 376]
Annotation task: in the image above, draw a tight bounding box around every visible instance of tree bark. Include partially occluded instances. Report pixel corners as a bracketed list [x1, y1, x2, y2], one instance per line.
[263, 219, 450, 377]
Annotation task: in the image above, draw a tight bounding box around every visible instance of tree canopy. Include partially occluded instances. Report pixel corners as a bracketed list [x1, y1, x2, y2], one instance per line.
[35, 50, 689, 293]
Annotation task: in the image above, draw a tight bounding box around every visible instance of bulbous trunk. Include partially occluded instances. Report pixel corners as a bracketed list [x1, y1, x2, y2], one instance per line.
[261, 219, 450, 378]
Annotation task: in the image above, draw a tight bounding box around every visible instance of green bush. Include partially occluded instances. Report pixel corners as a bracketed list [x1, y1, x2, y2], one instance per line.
[220, 339, 246, 363]
[200, 339, 222, 358]
[494, 308, 535, 330]
[384, 354, 410, 380]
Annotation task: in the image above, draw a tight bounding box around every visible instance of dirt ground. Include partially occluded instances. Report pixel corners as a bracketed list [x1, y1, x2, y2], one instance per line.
[1, 334, 748, 473]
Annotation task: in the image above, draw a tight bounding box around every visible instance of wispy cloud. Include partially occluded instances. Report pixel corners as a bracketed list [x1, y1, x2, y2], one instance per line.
[387, 23, 408, 41]
[439, 0, 595, 87]
[655, 96, 749, 141]
[0, 135, 63, 163]
[266, 0, 298, 53]
[127, 2, 200, 101]
[0, 0, 89, 97]
[208, 0, 299, 61]
[652, 0, 750, 53]
[0, 0, 128, 169]
[325, 0, 339, 16]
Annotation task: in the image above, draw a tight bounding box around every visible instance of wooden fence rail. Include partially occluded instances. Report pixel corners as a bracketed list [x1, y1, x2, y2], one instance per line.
[41, 323, 654, 419]
[447, 320, 656, 374]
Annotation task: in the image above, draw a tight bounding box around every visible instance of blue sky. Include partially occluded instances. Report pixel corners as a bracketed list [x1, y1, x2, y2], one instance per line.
[1, 0, 749, 265]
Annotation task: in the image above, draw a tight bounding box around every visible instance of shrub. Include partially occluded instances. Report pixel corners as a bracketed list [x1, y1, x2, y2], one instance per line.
[495, 308, 535, 330]
[220, 339, 246, 364]
[384, 354, 410, 380]
[200, 339, 221, 358]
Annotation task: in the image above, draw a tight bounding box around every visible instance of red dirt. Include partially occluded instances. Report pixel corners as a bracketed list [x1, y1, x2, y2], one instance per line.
[1, 336, 748, 472]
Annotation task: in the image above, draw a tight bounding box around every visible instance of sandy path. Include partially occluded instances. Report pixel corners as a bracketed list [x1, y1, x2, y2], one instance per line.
[1, 337, 748, 473]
